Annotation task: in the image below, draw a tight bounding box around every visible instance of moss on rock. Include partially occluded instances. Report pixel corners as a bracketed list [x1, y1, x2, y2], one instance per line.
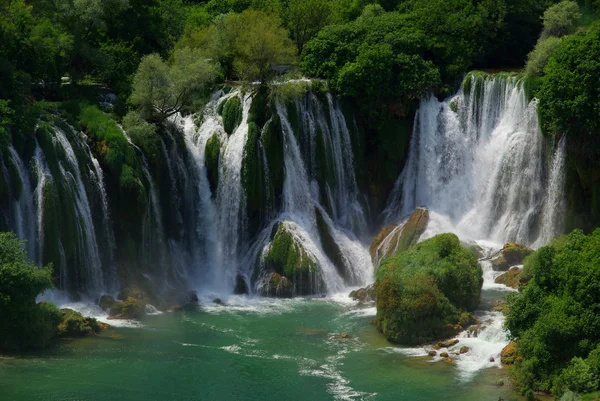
[108, 297, 145, 320]
[490, 243, 533, 271]
[205, 133, 221, 194]
[375, 233, 483, 345]
[242, 122, 270, 238]
[370, 208, 430, 267]
[57, 309, 108, 337]
[315, 208, 349, 283]
[222, 96, 242, 135]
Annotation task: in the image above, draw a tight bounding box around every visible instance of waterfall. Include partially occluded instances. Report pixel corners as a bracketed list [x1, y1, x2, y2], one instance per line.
[384, 75, 562, 247]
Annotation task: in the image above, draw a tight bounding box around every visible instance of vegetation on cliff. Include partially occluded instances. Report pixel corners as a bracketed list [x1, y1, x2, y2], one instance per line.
[375, 233, 482, 345]
[505, 229, 600, 397]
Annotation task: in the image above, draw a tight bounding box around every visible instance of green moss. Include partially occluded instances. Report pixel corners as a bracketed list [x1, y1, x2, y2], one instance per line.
[108, 297, 145, 320]
[57, 308, 106, 337]
[242, 122, 270, 238]
[222, 96, 242, 135]
[261, 115, 284, 207]
[205, 133, 221, 194]
[375, 233, 483, 345]
[265, 223, 318, 277]
[248, 85, 271, 128]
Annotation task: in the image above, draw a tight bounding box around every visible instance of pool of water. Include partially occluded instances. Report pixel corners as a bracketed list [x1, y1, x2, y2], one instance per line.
[0, 293, 521, 401]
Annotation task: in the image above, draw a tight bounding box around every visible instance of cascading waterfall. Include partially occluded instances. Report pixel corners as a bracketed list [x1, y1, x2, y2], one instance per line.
[384, 74, 565, 247]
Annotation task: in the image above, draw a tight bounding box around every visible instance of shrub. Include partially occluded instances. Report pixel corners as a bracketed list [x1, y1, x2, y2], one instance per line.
[222, 96, 243, 135]
[525, 37, 563, 76]
[0, 232, 60, 351]
[541, 1, 582, 39]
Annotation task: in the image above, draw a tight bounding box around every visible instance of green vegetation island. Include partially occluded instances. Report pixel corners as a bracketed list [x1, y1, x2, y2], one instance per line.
[2, 0, 600, 400]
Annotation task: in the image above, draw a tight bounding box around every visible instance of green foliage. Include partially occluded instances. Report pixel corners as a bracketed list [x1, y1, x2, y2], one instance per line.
[283, 0, 334, 54]
[130, 48, 217, 123]
[375, 233, 482, 345]
[242, 122, 270, 238]
[525, 37, 563, 77]
[0, 232, 60, 351]
[122, 111, 162, 168]
[542, 1, 582, 39]
[204, 133, 221, 194]
[57, 308, 104, 337]
[222, 96, 243, 135]
[505, 229, 600, 395]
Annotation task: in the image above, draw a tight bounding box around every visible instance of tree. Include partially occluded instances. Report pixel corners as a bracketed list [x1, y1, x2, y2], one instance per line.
[232, 10, 296, 82]
[284, 0, 333, 54]
[541, 1, 581, 39]
[0, 232, 60, 351]
[129, 47, 217, 123]
[525, 36, 562, 76]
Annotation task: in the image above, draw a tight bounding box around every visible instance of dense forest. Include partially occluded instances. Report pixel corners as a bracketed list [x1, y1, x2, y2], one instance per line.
[3, 0, 600, 400]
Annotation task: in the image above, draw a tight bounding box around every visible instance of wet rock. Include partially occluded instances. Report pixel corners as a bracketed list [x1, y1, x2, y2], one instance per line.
[213, 298, 224, 305]
[108, 297, 145, 320]
[187, 291, 199, 303]
[443, 357, 455, 364]
[495, 266, 529, 289]
[492, 300, 509, 313]
[461, 240, 485, 259]
[332, 333, 351, 340]
[459, 346, 470, 354]
[169, 305, 184, 312]
[57, 309, 108, 337]
[490, 357, 495, 363]
[490, 243, 533, 271]
[501, 342, 519, 365]
[370, 208, 429, 267]
[98, 295, 115, 311]
[440, 352, 449, 358]
[349, 285, 375, 303]
[436, 339, 459, 348]
[234, 274, 249, 295]
[428, 350, 437, 357]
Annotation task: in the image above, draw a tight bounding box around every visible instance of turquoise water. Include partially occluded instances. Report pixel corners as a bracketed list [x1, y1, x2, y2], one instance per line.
[0, 296, 520, 401]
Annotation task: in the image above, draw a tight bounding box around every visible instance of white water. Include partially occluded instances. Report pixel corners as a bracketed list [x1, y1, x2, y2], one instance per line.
[384, 75, 564, 247]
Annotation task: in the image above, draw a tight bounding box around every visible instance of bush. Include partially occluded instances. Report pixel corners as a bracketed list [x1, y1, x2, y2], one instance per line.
[525, 37, 563, 76]
[542, 1, 582, 39]
[375, 233, 482, 345]
[0, 232, 60, 351]
[205, 132, 221, 194]
[222, 96, 243, 135]
[505, 229, 600, 395]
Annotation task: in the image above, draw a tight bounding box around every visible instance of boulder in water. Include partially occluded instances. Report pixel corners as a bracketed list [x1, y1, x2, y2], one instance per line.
[98, 295, 115, 311]
[375, 233, 482, 345]
[437, 339, 460, 348]
[234, 273, 249, 295]
[169, 305, 184, 312]
[257, 222, 324, 297]
[315, 208, 350, 284]
[349, 285, 375, 303]
[501, 342, 519, 365]
[495, 266, 530, 289]
[440, 352, 449, 358]
[459, 346, 470, 354]
[57, 309, 108, 337]
[213, 298, 224, 305]
[108, 297, 145, 320]
[370, 208, 429, 267]
[490, 243, 533, 271]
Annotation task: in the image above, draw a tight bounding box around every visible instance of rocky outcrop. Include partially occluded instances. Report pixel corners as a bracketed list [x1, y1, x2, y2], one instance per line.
[98, 295, 115, 311]
[108, 297, 145, 320]
[370, 208, 429, 267]
[490, 243, 533, 271]
[257, 221, 324, 297]
[501, 342, 519, 365]
[57, 309, 108, 337]
[349, 284, 375, 303]
[495, 266, 530, 289]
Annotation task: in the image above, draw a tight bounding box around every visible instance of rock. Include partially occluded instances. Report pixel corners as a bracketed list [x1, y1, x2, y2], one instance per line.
[234, 273, 249, 295]
[118, 285, 150, 302]
[440, 352, 449, 358]
[443, 357, 455, 364]
[495, 266, 529, 289]
[370, 208, 430, 267]
[187, 291, 199, 303]
[436, 339, 459, 348]
[490, 357, 495, 363]
[258, 222, 323, 297]
[315, 208, 349, 284]
[428, 350, 437, 357]
[332, 333, 351, 340]
[501, 342, 519, 365]
[213, 298, 224, 305]
[57, 309, 108, 337]
[459, 346, 470, 354]
[492, 300, 509, 313]
[490, 243, 533, 271]
[98, 295, 115, 311]
[461, 240, 484, 259]
[349, 285, 375, 303]
[169, 305, 184, 312]
[108, 297, 145, 320]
